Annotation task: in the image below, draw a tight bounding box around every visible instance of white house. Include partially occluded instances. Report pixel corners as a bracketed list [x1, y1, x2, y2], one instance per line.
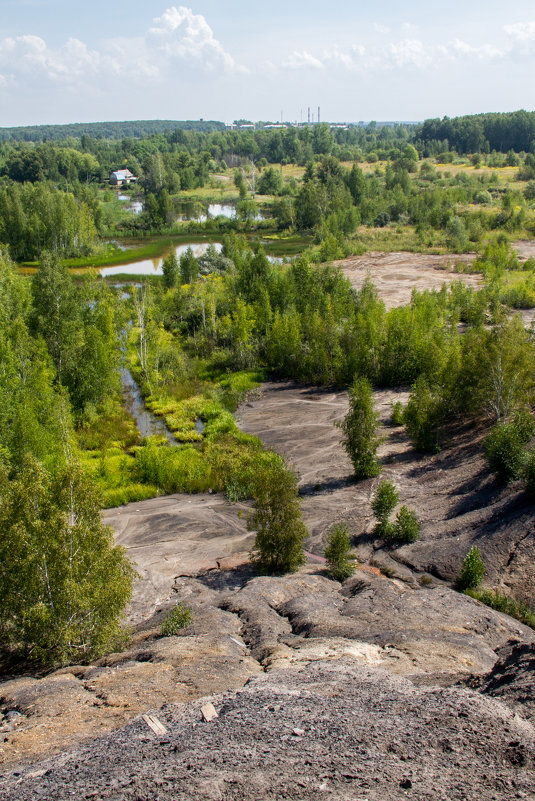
[110, 169, 137, 186]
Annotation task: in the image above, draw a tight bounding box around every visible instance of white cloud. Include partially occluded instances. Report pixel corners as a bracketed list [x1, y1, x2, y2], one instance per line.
[373, 23, 390, 35]
[281, 31, 511, 75]
[283, 50, 324, 69]
[447, 38, 504, 60]
[505, 21, 535, 43]
[385, 39, 431, 69]
[147, 6, 243, 72]
[0, 5, 242, 94]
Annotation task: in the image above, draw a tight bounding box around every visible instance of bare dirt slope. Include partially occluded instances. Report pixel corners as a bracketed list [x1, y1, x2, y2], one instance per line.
[0, 571, 533, 793]
[3, 566, 533, 772]
[334, 251, 479, 307]
[4, 378, 534, 772]
[104, 493, 253, 625]
[237, 381, 535, 605]
[3, 658, 535, 801]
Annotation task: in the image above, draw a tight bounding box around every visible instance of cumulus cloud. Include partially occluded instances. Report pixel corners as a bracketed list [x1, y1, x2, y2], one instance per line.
[385, 39, 432, 69]
[283, 50, 324, 70]
[505, 21, 535, 43]
[0, 5, 242, 93]
[147, 5, 242, 71]
[280, 31, 512, 74]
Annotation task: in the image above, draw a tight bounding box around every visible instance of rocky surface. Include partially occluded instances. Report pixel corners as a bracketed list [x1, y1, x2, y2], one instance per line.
[2, 659, 535, 801]
[2, 568, 533, 772]
[237, 381, 535, 607]
[474, 641, 535, 724]
[4, 238, 535, 791]
[103, 493, 254, 625]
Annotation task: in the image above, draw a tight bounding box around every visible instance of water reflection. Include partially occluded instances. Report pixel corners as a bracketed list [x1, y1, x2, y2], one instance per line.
[121, 368, 177, 444]
[117, 194, 143, 215]
[100, 242, 222, 277]
[176, 202, 264, 222]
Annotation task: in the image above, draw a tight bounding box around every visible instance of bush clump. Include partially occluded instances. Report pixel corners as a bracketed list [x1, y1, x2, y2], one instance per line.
[466, 588, 535, 629]
[392, 505, 421, 543]
[324, 523, 356, 581]
[524, 449, 535, 498]
[0, 458, 135, 667]
[248, 460, 307, 574]
[456, 546, 486, 591]
[160, 602, 193, 636]
[371, 480, 399, 536]
[484, 422, 527, 483]
[337, 376, 381, 479]
[390, 401, 405, 426]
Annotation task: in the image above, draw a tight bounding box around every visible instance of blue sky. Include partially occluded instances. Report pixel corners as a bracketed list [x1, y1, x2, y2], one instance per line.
[1, 1, 535, 126]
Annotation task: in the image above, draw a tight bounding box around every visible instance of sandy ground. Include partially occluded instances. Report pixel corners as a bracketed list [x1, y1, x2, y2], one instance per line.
[334, 251, 480, 308]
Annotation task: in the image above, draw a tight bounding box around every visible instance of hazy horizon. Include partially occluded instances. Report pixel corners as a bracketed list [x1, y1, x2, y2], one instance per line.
[1, 1, 535, 127]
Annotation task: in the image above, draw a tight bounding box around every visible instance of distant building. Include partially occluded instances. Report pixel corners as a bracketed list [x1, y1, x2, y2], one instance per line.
[110, 169, 137, 185]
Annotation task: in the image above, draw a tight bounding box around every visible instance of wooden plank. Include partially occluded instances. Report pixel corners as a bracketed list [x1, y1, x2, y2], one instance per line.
[142, 714, 167, 735]
[201, 703, 219, 722]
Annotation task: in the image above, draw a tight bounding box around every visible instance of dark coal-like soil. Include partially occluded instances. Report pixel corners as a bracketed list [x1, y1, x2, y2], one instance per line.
[2, 659, 534, 801]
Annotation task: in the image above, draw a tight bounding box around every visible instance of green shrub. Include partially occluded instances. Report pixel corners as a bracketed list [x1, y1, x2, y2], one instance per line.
[248, 461, 307, 574]
[524, 449, 535, 498]
[391, 401, 404, 426]
[474, 190, 492, 205]
[392, 505, 420, 543]
[337, 376, 381, 479]
[324, 523, 356, 581]
[484, 422, 527, 483]
[456, 546, 486, 591]
[465, 588, 535, 629]
[513, 406, 535, 443]
[404, 376, 443, 452]
[160, 602, 193, 636]
[500, 282, 535, 309]
[0, 459, 135, 667]
[371, 480, 399, 535]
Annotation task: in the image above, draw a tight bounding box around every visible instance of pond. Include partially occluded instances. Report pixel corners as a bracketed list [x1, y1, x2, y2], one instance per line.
[177, 202, 264, 222]
[117, 194, 144, 215]
[100, 242, 223, 277]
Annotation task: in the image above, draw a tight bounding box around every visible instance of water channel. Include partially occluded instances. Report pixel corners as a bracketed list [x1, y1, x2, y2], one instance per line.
[121, 367, 177, 444]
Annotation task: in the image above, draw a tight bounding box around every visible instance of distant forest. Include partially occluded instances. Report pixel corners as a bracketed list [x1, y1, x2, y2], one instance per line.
[0, 119, 226, 142]
[2, 111, 535, 155]
[416, 110, 535, 155]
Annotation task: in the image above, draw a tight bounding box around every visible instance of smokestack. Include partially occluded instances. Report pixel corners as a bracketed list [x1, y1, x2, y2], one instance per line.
[318, 106, 320, 124]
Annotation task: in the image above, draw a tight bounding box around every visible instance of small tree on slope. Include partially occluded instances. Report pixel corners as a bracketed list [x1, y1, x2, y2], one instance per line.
[337, 376, 381, 479]
[248, 460, 307, 575]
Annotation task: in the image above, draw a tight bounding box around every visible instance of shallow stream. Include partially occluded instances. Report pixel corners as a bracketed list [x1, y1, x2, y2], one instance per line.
[121, 367, 177, 445]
